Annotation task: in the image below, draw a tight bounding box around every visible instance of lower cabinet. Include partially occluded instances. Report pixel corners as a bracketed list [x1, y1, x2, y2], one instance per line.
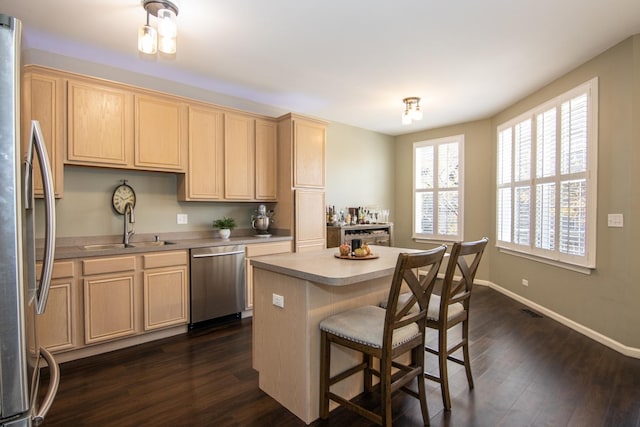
[142, 251, 189, 331]
[245, 241, 293, 309]
[83, 255, 137, 344]
[38, 250, 189, 357]
[37, 261, 78, 352]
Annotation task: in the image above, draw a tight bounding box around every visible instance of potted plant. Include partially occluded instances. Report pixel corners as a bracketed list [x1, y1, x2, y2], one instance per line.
[213, 216, 237, 239]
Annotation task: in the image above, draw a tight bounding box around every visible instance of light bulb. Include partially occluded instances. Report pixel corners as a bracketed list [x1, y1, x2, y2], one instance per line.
[138, 25, 157, 54]
[412, 105, 423, 121]
[157, 8, 177, 54]
[402, 109, 412, 125]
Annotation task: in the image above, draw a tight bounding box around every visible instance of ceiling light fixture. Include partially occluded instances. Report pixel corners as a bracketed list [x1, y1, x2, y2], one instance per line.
[402, 97, 423, 125]
[138, 0, 179, 55]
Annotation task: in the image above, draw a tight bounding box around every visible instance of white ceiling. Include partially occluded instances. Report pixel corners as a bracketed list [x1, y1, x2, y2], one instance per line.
[2, 1, 640, 135]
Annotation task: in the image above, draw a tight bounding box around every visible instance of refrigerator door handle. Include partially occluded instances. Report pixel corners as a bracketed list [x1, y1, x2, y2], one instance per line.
[33, 347, 60, 424]
[24, 120, 56, 314]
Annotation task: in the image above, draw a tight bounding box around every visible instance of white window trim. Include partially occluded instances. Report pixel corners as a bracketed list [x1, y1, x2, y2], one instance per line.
[412, 134, 465, 242]
[496, 78, 598, 271]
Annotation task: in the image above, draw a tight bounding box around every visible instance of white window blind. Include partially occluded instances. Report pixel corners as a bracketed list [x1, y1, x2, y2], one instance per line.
[496, 78, 598, 270]
[413, 135, 464, 241]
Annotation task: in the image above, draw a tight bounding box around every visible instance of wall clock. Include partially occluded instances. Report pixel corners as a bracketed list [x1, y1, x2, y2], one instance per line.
[112, 180, 136, 215]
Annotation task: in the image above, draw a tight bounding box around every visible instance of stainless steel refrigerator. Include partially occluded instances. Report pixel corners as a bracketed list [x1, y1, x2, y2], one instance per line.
[0, 14, 59, 427]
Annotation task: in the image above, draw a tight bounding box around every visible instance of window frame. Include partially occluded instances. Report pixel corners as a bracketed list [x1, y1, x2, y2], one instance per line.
[412, 134, 465, 242]
[496, 78, 598, 272]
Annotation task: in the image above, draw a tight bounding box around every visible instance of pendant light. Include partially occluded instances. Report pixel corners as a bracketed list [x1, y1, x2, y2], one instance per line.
[138, 0, 179, 55]
[402, 97, 423, 125]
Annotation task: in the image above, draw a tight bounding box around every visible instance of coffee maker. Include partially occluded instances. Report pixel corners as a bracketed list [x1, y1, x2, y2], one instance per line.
[252, 204, 274, 236]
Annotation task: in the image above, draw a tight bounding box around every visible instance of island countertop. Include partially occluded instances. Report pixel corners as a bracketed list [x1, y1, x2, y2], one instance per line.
[250, 245, 423, 286]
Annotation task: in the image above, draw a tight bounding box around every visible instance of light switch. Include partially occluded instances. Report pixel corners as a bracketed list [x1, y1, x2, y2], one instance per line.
[607, 214, 623, 228]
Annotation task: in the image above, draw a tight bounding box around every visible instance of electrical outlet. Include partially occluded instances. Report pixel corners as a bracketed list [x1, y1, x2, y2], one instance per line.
[607, 213, 623, 227]
[177, 214, 188, 225]
[522, 279, 529, 287]
[272, 293, 284, 308]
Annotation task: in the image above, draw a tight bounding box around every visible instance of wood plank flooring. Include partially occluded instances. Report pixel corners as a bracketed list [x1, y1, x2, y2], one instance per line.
[40, 286, 640, 427]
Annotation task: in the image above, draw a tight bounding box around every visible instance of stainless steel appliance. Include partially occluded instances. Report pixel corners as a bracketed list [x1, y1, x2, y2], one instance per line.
[189, 245, 246, 327]
[0, 13, 59, 427]
[251, 204, 274, 236]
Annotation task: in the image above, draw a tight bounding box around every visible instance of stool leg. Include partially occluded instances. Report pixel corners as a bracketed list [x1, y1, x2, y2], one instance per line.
[439, 327, 451, 411]
[415, 345, 431, 426]
[319, 331, 330, 419]
[462, 319, 474, 389]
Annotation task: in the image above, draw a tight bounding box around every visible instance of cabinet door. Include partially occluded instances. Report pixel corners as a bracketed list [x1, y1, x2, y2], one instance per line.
[22, 71, 64, 197]
[293, 119, 326, 189]
[135, 93, 186, 171]
[255, 119, 277, 200]
[179, 105, 224, 200]
[224, 113, 255, 199]
[143, 265, 189, 331]
[295, 189, 326, 252]
[245, 241, 292, 309]
[67, 79, 133, 168]
[84, 273, 136, 344]
[37, 261, 76, 352]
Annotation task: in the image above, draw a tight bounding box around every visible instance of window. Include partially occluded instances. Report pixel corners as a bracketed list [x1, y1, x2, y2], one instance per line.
[496, 78, 598, 270]
[413, 135, 464, 241]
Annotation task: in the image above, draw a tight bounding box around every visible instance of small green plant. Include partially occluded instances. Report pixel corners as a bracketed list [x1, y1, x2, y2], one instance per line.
[213, 216, 237, 230]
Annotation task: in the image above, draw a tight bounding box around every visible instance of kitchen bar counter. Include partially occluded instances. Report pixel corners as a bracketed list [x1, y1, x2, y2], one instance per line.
[251, 245, 422, 424]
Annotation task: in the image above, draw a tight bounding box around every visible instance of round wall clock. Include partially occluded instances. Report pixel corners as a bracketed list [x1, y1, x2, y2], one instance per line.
[112, 181, 136, 215]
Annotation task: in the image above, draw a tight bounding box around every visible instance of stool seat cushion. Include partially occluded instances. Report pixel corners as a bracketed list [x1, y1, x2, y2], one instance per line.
[320, 305, 420, 349]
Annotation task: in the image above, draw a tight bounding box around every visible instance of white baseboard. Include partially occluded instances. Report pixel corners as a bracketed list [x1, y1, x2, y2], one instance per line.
[476, 280, 640, 359]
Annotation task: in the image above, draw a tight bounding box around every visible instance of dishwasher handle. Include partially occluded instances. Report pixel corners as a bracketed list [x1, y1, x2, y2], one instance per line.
[192, 250, 245, 258]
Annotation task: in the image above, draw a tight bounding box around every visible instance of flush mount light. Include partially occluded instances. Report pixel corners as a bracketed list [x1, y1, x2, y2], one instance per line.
[138, 0, 179, 55]
[402, 97, 423, 125]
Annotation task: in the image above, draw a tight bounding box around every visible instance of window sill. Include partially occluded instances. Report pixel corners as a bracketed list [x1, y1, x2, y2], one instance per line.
[498, 247, 593, 275]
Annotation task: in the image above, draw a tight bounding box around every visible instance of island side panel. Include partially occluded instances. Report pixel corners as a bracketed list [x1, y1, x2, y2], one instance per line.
[253, 266, 393, 424]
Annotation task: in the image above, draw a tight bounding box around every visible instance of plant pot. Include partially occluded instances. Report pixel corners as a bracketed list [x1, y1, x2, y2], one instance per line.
[219, 229, 231, 239]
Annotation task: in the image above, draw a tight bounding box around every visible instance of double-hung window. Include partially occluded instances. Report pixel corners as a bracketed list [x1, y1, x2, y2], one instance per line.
[413, 135, 464, 241]
[496, 78, 598, 271]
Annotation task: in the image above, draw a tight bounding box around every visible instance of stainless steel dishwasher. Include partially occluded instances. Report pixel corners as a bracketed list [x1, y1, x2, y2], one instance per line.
[190, 245, 245, 327]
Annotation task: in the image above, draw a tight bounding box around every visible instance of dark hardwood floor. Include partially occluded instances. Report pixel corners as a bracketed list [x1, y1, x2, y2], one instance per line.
[41, 286, 640, 427]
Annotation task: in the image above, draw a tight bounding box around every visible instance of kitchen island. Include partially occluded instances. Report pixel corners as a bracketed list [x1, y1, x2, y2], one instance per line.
[250, 245, 423, 424]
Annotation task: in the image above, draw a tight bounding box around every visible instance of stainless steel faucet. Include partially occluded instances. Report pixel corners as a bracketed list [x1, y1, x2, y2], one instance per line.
[123, 202, 135, 245]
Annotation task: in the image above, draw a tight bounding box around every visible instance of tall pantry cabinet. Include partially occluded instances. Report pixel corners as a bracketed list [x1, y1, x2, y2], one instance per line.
[277, 114, 327, 252]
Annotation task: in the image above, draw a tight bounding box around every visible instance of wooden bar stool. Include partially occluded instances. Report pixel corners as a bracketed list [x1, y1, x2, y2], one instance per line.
[424, 237, 488, 411]
[319, 245, 446, 426]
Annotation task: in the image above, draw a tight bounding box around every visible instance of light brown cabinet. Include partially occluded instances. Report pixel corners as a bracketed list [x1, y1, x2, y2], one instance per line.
[66, 77, 134, 168]
[37, 261, 77, 352]
[277, 114, 328, 252]
[255, 119, 278, 200]
[244, 240, 293, 309]
[21, 69, 65, 197]
[293, 119, 326, 189]
[82, 256, 137, 344]
[224, 113, 255, 199]
[142, 251, 189, 331]
[178, 105, 225, 200]
[134, 93, 187, 172]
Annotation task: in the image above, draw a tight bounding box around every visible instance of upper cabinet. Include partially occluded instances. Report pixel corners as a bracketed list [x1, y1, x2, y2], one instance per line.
[293, 118, 326, 189]
[255, 119, 278, 200]
[21, 68, 65, 197]
[134, 93, 187, 172]
[224, 113, 255, 200]
[66, 77, 134, 169]
[178, 104, 225, 201]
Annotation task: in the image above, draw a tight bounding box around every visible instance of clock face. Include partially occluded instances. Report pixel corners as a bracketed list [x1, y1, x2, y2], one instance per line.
[112, 184, 136, 215]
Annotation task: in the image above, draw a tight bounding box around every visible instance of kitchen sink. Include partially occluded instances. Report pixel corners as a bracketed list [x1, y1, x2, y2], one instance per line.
[129, 241, 176, 247]
[82, 243, 131, 250]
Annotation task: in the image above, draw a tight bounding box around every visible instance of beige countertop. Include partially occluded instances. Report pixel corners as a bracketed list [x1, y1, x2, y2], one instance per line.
[250, 245, 423, 286]
[47, 230, 292, 260]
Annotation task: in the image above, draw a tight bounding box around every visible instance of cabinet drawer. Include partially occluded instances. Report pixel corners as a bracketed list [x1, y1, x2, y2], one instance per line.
[246, 241, 292, 258]
[37, 260, 75, 279]
[142, 250, 188, 269]
[82, 256, 136, 276]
